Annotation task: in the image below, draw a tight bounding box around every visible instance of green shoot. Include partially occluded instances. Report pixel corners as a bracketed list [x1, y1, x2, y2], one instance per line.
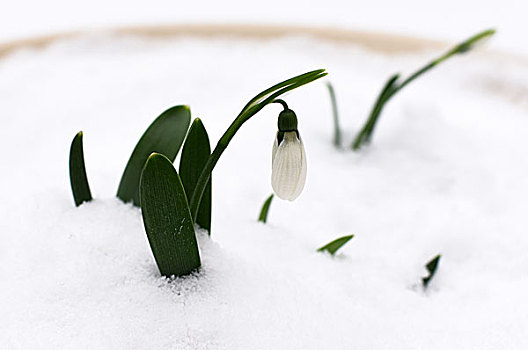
[179, 118, 212, 234]
[317, 234, 354, 255]
[140, 153, 201, 277]
[326, 82, 342, 147]
[69, 131, 92, 206]
[422, 254, 441, 289]
[351, 28, 496, 151]
[117, 105, 191, 206]
[258, 194, 274, 223]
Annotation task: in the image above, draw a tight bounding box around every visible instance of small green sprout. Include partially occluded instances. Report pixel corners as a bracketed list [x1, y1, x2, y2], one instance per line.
[422, 254, 441, 289]
[258, 194, 274, 223]
[69, 131, 92, 206]
[317, 234, 354, 255]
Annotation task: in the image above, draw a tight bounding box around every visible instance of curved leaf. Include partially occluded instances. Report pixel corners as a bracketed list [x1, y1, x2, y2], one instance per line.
[179, 118, 212, 233]
[317, 234, 354, 256]
[69, 131, 92, 206]
[258, 194, 274, 223]
[422, 254, 441, 289]
[140, 153, 201, 277]
[117, 105, 191, 206]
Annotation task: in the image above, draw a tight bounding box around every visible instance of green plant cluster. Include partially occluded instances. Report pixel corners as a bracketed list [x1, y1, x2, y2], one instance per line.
[65, 28, 492, 286]
[69, 70, 326, 278]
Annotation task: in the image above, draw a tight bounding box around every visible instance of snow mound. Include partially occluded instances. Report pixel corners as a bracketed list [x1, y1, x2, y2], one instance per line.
[1, 35, 528, 349]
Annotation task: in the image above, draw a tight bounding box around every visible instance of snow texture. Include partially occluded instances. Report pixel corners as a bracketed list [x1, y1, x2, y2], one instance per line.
[1, 35, 528, 349]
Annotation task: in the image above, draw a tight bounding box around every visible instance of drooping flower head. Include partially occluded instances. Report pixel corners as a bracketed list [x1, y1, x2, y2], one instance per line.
[271, 102, 307, 201]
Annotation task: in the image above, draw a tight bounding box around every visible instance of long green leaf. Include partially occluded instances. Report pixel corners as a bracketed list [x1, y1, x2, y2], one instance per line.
[317, 234, 354, 255]
[351, 28, 495, 151]
[179, 118, 212, 233]
[326, 82, 342, 148]
[351, 74, 399, 150]
[422, 254, 441, 289]
[140, 153, 201, 277]
[117, 105, 191, 206]
[258, 194, 274, 223]
[69, 131, 92, 206]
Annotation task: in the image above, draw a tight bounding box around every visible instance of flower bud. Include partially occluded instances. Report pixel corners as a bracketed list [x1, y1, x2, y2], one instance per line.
[271, 128, 307, 201]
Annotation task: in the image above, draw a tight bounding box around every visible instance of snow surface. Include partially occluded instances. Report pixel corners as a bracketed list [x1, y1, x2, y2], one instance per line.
[1, 35, 528, 349]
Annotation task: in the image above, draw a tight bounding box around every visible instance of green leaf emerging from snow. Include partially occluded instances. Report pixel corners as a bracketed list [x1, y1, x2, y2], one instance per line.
[422, 254, 441, 289]
[351, 28, 495, 151]
[179, 118, 212, 234]
[258, 194, 274, 223]
[326, 82, 342, 148]
[117, 105, 191, 206]
[140, 153, 201, 277]
[317, 234, 354, 255]
[69, 131, 92, 206]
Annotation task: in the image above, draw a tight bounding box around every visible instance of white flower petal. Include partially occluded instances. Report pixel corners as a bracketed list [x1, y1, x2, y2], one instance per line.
[271, 131, 307, 201]
[272, 133, 278, 165]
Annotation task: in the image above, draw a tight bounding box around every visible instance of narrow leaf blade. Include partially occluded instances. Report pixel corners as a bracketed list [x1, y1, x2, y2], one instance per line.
[422, 254, 441, 289]
[179, 118, 212, 233]
[117, 105, 191, 206]
[140, 153, 201, 277]
[352, 74, 399, 150]
[69, 131, 92, 206]
[326, 82, 342, 148]
[317, 234, 354, 255]
[258, 194, 274, 223]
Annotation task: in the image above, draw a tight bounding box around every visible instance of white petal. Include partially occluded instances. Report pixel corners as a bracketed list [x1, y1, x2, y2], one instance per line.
[271, 131, 307, 201]
[272, 133, 278, 166]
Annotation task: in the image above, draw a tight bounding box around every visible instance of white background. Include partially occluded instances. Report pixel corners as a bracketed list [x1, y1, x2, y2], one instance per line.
[0, 0, 526, 56]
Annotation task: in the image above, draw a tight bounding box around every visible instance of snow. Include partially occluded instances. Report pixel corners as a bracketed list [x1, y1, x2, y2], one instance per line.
[1, 34, 528, 349]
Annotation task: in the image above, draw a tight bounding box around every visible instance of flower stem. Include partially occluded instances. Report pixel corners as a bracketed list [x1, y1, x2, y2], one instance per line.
[189, 69, 327, 221]
[272, 99, 289, 110]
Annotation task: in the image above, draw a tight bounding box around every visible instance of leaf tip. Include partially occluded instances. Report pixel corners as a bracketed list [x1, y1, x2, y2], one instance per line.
[317, 234, 354, 255]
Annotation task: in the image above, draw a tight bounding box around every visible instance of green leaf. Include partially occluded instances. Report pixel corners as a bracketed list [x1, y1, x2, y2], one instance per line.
[117, 105, 191, 206]
[258, 194, 274, 223]
[69, 131, 92, 206]
[351, 74, 399, 150]
[317, 234, 354, 255]
[351, 28, 495, 151]
[140, 153, 201, 277]
[326, 82, 342, 148]
[179, 118, 212, 234]
[422, 254, 441, 289]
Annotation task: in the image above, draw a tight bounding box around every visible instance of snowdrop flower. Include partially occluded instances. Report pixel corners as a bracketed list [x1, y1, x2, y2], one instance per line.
[271, 103, 307, 201]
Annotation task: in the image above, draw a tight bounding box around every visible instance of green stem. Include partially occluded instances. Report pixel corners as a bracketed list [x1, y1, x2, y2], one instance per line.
[189, 69, 327, 220]
[272, 99, 289, 110]
[326, 82, 342, 147]
[351, 28, 495, 150]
